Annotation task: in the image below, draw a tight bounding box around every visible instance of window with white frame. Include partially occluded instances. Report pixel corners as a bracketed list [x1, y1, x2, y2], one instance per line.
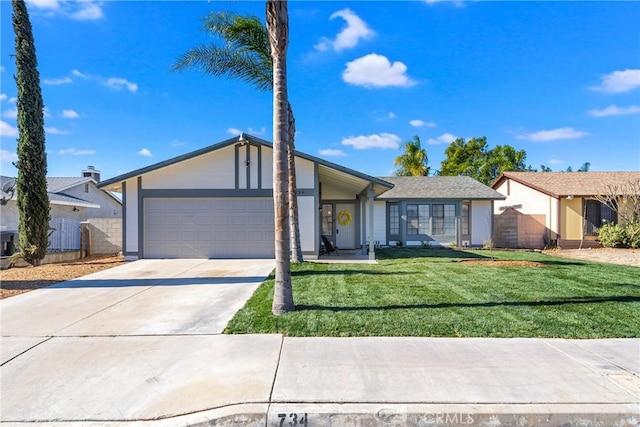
[406, 204, 430, 235]
[432, 204, 456, 235]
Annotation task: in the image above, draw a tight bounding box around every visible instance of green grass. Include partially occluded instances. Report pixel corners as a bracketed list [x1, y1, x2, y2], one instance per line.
[225, 249, 640, 338]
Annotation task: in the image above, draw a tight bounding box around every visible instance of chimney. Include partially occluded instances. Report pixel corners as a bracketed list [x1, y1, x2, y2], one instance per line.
[82, 165, 101, 182]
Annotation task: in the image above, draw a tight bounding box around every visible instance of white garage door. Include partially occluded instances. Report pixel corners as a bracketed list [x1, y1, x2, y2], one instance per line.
[144, 198, 274, 258]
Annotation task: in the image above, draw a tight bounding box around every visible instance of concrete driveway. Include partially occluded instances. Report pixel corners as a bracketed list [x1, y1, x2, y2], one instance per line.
[1, 258, 275, 338]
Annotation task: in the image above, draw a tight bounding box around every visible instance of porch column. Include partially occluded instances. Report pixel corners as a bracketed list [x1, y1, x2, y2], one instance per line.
[361, 196, 367, 255]
[368, 185, 375, 260]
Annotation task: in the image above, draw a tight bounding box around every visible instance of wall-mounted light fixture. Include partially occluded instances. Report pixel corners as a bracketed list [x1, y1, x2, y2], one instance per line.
[567, 195, 574, 200]
[72, 206, 80, 212]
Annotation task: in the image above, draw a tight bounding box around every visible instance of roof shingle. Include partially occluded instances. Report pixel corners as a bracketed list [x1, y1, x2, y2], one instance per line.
[496, 171, 640, 197]
[377, 176, 505, 200]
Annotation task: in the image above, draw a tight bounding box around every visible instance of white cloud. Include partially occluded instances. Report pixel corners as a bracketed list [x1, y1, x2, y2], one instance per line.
[424, 0, 465, 7]
[227, 127, 243, 136]
[388, 112, 396, 119]
[1, 107, 17, 119]
[43, 77, 72, 85]
[341, 133, 401, 150]
[26, 0, 60, 9]
[315, 8, 375, 52]
[248, 126, 266, 135]
[588, 104, 640, 117]
[0, 149, 18, 163]
[171, 140, 185, 147]
[410, 119, 436, 128]
[61, 109, 80, 119]
[426, 133, 457, 145]
[70, 2, 104, 20]
[318, 149, 347, 157]
[138, 148, 152, 157]
[591, 69, 640, 94]
[548, 159, 565, 165]
[9, 97, 17, 104]
[58, 148, 95, 155]
[45, 127, 70, 135]
[516, 127, 589, 142]
[27, 0, 104, 20]
[72, 69, 89, 79]
[43, 106, 51, 118]
[106, 78, 138, 93]
[0, 121, 18, 137]
[343, 54, 415, 88]
[0, 66, 5, 73]
[0, 94, 7, 102]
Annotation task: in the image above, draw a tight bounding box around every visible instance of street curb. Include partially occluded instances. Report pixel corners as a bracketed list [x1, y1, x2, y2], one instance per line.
[2, 403, 638, 426]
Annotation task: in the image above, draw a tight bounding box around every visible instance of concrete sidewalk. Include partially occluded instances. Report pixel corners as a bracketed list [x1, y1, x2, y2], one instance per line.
[1, 261, 639, 426]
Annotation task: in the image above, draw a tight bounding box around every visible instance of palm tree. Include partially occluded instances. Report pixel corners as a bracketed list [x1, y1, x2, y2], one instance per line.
[266, 0, 294, 314]
[173, 11, 304, 263]
[394, 136, 430, 176]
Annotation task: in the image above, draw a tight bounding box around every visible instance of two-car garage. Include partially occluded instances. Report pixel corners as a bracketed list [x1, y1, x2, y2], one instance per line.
[144, 198, 275, 259]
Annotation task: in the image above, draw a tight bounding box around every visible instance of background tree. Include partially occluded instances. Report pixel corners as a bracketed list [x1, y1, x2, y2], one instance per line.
[173, 11, 303, 262]
[394, 136, 430, 176]
[12, 0, 50, 266]
[439, 137, 527, 185]
[266, 0, 294, 314]
[535, 162, 591, 172]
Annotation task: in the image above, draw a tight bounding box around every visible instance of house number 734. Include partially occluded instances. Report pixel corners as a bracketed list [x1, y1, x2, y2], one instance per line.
[277, 413, 308, 426]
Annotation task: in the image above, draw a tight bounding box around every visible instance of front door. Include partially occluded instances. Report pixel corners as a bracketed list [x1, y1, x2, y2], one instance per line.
[335, 203, 356, 249]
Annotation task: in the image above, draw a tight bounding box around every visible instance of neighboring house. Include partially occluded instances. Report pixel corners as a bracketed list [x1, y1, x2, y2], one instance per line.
[491, 171, 640, 249]
[0, 167, 122, 256]
[98, 134, 504, 260]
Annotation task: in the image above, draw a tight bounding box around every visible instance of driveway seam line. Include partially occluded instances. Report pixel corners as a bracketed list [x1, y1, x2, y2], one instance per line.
[0, 336, 53, 367]
[266, 334, 286, 426]
[542, 339, 640, 399]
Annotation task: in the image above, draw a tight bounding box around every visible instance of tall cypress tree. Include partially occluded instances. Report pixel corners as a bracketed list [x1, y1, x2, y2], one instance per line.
[12, 0, 50, 266]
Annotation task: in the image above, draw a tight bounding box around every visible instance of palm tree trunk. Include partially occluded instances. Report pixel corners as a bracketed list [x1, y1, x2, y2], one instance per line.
[287, 102, 303, 262]
[267, 0, 294, 314]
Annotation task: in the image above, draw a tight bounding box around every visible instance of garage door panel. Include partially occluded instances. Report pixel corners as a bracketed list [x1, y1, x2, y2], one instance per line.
[144, 198, 274, 259]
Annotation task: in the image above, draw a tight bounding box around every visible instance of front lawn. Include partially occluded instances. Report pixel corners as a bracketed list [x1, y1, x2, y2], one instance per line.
[225, 249, 640, 338]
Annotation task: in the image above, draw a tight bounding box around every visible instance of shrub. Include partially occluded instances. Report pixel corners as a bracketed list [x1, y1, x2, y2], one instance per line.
[597, 222, 628, 248]
[626, 221, 640, 249]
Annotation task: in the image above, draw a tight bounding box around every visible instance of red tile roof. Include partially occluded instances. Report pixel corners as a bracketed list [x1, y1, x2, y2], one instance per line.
[493, 171, 640, 197]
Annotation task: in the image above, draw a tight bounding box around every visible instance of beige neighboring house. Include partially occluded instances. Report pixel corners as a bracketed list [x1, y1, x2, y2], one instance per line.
[491, 171, 640, 249]
[1, 167, 122, 258]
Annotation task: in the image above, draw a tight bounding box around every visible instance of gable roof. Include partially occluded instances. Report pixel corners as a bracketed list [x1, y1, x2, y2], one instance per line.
[377, 176, 506, 200]
[98, 134, 393, 194]
[493, 171, 640, 198]
[47, 176, 95, 193]
[1, 175, 101, 208]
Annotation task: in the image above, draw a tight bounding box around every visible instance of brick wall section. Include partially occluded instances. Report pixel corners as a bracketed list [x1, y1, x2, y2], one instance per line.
[85, 218, 122, 254]
[493, 209, 547, 249]
[517, 214, 546, 248]
[494, 213, 517, 248]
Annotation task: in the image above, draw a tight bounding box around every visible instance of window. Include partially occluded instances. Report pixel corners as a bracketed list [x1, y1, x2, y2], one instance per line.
[432, 204, 456, 235]
[388, 203, 400, 236]
[585, 200, 617, 235]
[84, 183, 89, 193]
[461, 202, 470, 236]
[407, 204, 429, 235]
[321, 204, 333, 236]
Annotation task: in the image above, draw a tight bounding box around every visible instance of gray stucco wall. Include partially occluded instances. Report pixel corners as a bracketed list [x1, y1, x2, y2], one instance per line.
[62, 182, 122, 218]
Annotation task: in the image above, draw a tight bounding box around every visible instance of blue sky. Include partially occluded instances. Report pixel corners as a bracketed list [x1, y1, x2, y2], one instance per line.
[1, 0, 639, 182]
